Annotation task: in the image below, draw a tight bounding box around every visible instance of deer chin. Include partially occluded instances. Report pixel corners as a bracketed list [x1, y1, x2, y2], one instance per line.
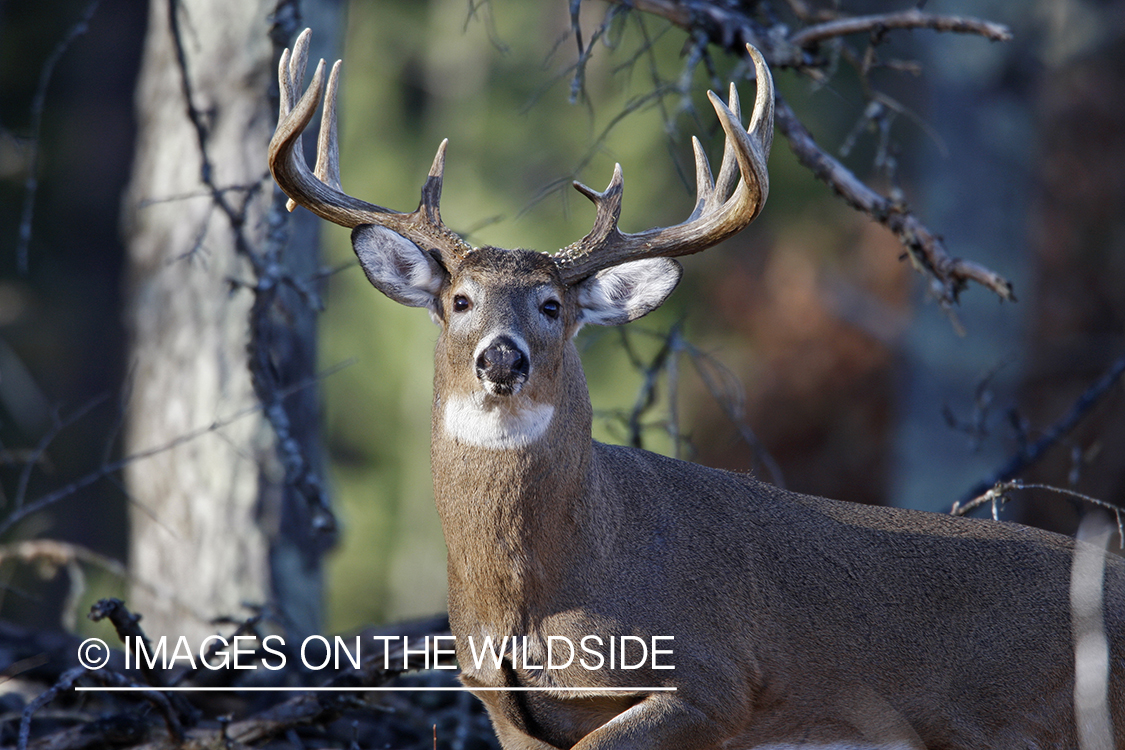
[480, 377, 525, 397]
[442, 391, 554, 450]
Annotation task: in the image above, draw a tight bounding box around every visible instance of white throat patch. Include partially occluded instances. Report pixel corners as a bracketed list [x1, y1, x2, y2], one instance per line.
[442, 393, 554, 450]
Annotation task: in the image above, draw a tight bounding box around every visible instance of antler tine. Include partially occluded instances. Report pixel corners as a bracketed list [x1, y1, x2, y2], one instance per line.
[269, 29, 472, 262]
[557, 164, 625, 260]
[746, 46, 775, 161]
[707, 83, 742, 215]
[419, 139, 450, 226]
[688, 136, 715, 221]
[314, 60, 343, 192]
[280, 29, 311, 212]
[556, 43, 774, 286]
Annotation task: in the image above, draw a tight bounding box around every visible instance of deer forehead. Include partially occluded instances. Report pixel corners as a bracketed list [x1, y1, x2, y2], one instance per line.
[446, 248, 565, 300]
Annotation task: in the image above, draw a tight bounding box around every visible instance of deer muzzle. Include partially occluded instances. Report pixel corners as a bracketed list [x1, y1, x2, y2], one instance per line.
[475, 335, 529, 395]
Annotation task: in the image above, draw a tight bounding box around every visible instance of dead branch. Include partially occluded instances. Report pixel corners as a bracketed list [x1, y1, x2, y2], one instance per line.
[789, 9, 1012, 49]
[86, 599, 167, 692]
[773, 98, 1015, 308]
[594, 0, 1017, 308]
[958, 351, 1125, 506]
[951, 480, 1124, 546]
[15, 0, 101, 275]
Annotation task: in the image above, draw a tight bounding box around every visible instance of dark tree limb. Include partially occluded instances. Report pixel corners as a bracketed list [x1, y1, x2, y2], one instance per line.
[773, 98, 1015, 307]
[14, 0, 101, 275]
[957, 351, 1125, 507]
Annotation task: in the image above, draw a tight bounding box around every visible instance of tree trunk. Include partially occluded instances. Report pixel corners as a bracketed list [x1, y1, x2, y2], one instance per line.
[120, 0, 337, 645]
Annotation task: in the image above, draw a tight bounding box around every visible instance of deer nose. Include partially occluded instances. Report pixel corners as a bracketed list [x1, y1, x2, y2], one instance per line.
[476, 336, 529, 390]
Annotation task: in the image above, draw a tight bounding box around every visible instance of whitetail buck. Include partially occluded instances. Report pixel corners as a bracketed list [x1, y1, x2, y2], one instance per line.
[272, 29, 1124, 750]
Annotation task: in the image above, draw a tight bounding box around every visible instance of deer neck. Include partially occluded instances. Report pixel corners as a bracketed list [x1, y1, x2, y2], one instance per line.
[430, 341, 599, 629]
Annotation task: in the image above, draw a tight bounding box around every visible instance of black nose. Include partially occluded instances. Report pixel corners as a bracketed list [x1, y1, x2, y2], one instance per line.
[476, 336, 529, 390]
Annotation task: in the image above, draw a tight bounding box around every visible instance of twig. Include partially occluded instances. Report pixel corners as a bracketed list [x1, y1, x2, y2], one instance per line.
[790, 9, 1011, 49]
[15, 0, 101, 275]
[681, 340, 785, 487]
[625, 326, 675, 449]
[951, 480, 1124, 547]
[87, 598, 161, 687]
[18, 666, 85, 750]
[958, 351, 1125, 506]
[13, 393, 112, 515]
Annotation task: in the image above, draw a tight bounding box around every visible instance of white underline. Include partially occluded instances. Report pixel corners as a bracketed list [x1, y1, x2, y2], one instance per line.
[75, 686, 676, 693]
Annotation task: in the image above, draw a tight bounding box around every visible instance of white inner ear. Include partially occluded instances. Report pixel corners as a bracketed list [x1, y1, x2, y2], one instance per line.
[575, 257, 682, 327]
[352, 224, 445, 310]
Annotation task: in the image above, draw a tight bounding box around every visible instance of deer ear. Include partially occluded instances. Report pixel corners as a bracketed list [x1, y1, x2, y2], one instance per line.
[575, 257, 682, 327]
[352, 224, 446, 309]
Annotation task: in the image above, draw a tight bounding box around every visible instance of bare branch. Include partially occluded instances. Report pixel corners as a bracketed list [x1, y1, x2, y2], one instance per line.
[681, 339, 785, 487]
[958, 351, 1125, 506]
[594, 0, 1017, 307]
[790, 9, 1012, 49]
[15, 0, 101, 275]
[0, 362, 351, 539]
[773, 98, 1015, 307]
[951, 480, 1124, 547]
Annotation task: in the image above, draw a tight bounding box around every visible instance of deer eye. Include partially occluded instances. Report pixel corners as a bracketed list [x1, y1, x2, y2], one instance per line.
[540, 299, 560, 319]
[452, 294, 471, 313]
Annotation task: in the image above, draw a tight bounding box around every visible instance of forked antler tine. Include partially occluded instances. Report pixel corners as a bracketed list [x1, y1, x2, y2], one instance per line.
[555, 43, 774, 285]
[269, 29, 473, 262]
[567, 164, 624, 252]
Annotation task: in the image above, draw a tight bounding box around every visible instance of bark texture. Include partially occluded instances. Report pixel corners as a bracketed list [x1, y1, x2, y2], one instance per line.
[121, 0, 333, 644]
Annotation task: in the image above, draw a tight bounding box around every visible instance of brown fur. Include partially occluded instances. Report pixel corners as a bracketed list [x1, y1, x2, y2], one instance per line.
[425, 252, 1125, 750]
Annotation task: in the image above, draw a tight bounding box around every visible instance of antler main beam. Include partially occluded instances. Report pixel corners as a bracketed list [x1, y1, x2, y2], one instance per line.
[269, 29, 472, 263]
[555, 43, 773, 286]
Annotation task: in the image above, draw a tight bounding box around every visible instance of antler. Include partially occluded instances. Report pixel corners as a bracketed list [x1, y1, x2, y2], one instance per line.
[555, 43, 774, 285]
[269, 29, 472, 264]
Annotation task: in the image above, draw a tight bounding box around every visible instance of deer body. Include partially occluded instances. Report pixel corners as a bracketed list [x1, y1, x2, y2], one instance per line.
[270, 30, 1125, 749]
[422, 249, 1125, 750]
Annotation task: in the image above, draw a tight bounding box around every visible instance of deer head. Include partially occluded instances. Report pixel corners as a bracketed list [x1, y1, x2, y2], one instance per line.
[269, 30, 771, 453]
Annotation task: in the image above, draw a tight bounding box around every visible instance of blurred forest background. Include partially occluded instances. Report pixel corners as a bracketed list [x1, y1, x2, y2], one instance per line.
[0, 0, 1123, 643]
